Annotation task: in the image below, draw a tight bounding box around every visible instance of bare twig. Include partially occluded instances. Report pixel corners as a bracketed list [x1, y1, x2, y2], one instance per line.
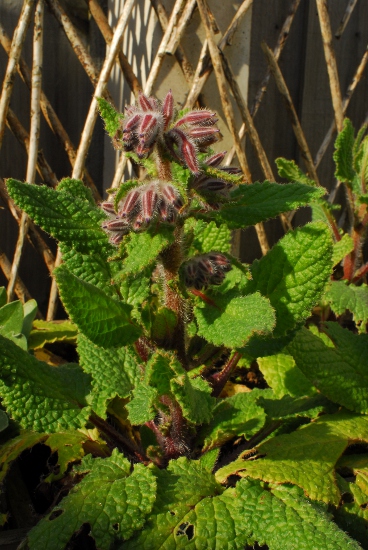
[226, 0, 301, 165]
[335, 0, 358, 38]
[316, 0, 344, 132]
[184, 0, 253, 109]
[0, 23, 100, 201]
[0, 244, 33, 303]
[110, 152, 128, 190]
[150, 0, 198, 94]
[8, 0, 44, 302]
[46, 247, 62, 321]
[6, 108, 58, 188]
[145, 0, 186, 96]
[166, 0, 197, 54]
[0, 0, 35, 150]
[315, 44, 368, 169]
[261, 42, 320, 185]
[86, 0, 142, 97]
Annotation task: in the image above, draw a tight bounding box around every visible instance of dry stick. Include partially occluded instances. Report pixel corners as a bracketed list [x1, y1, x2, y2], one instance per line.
[8, 0, 44, 302]
[335, 0, 358, 39]
[0, 244, 33, 303]
[0, 24, 100, 202]
[86, 0, 142, 97]
[261, 42, 320, 185]
[184, 0, 253, 110]
[316, 0, 344, 133]
[197, 0, 269, 256]
[47, 0, 136, 320]
[0, 0, 35, 150]
[6, 108, 58, 188]
[145, 0, 186, 96]
[151, 0, 196, 83]
[226, 0, 301, 165]
[220, 51, 292, 231]
[166, 0, 197, 54]
[315, 44, 368, 170]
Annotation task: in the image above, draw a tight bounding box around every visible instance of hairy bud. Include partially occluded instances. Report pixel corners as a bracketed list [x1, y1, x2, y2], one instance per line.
[182, 253, 231, 290]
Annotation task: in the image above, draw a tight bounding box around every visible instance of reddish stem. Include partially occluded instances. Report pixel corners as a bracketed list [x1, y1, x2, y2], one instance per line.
[209, 352, 242, 397]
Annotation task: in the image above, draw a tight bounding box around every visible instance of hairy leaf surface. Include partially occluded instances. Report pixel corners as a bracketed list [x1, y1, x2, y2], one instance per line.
[325, 281, 368, 326]
[120, 228, 175, 275]
[257, 353, 316, 398]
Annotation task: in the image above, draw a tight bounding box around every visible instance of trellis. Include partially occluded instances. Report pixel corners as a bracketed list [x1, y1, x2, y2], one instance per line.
[0, 0, 367, 320]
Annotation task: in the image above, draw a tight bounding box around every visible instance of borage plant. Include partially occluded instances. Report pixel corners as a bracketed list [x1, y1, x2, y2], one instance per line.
[1, 91, 367, 549]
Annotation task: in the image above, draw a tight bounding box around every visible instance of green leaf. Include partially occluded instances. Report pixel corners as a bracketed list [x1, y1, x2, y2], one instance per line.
[22, 299, 38, 339]
[119, 271, 151, 308]
[332, 234, 354, 266]
[276, 157, 316, 186]
[77, 334, 140, 417]
[43, 431, 88, 482]
[60, 244, 118, 297]
[325, 280, 368, 326]
[184, 219, 231, 255]
[236, 411, 368, 504]
[334, 118, 356, 183]
[0, 300, 27, 348]
[56, 178, 95, 206]
[210, 181, 325, 228]
[151, 306, 178, 342]
[0, 287, 7, 308]
[201, 391, 266, 450]
[287, 324, 368, 413]
[0, 432, 49, 485]
[120, 227, 175, 275]
[334, 473, 368, 549]
[257, 353, 316, 398]
[244, 222, 333, 336]
[6, 179, 110, 256]
[0, 411, 8, 432]
[126, 383, 158, 425]
[124, 461, 358, 549]
[170, 368, 214, 425]
[97, 97, 123, 137]
[257, 391, 335, 422]
[28, 320, 78, 349]
[0, 334, 91, 432]
[28, 449, 157, 550]
[194, 290, 275, 348]
[55, 264, 141, 348]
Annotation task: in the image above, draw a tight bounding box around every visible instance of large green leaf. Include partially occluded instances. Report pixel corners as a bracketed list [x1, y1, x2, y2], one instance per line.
[119, 228, 175, 275]
[276, 158, 316, 186]
[77, 334, 140, 416]
[184, 219, 231, 255]
[28, 450, 157, 550]
[194, 290, 275, 348]
[210, 181, 325, 228]
[55, 264, 141, 348]
[220, 411, 368, 505]
[332, 234, 354, 266]
[325, 280, 368, 327]
[244, 222, 333, 336]
[257, 353, 316, 398]
[28, 319, 78, 349]
[6, 179, 110, 256]
[0, 300, 27, 349]
[123, 459, 359, 549]
[201, 391, 266, 451]
[0, 334, 91, 432]
[287, 324, 368, 413]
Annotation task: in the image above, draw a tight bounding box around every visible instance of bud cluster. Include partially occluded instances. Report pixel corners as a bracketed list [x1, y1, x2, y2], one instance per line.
[118, 90, 220, 174]
[182, 253, 232, 290]
[101, 181, 184, 244]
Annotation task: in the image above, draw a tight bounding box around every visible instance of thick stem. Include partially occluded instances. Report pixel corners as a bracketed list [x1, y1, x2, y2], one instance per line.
[209, 351, 242, 397]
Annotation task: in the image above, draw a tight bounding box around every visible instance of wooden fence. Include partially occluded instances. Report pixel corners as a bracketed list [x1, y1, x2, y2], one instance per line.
[0, 0, 367, 317]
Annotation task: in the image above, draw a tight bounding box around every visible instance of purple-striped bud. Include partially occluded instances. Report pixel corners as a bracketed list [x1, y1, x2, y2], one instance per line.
[182, 253, 232, 290]
[132, 213, 145, 231]
[162, 90, 174, 129]
[220, 166, 242, 175]
[118, 189, 141, 218]
[176, 131, 199, 174]
[138, 92, 153, 112]
[110, 233, 125, 245]
[186, 126, 220, 140]
[100, 201, 116, 215]
[102, 218, 130, 231]
[205, 152, 226, 167]
[207, 253, 232, 271]
[161, 184, 178, 204]
[141, 186, 159, 223]
[175, 110, 216, 127]
[195, 178, 228, 193]
[123, 113, 140, 133]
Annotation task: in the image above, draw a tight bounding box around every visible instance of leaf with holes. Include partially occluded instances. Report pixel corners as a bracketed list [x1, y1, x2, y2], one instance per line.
[28, 449, 157, 549]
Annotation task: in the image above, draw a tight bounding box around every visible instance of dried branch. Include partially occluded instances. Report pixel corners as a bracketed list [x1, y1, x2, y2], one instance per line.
[0, 0, 35, 150]
[184, 0, 253, 109]
[46, 248, 62, 321]
[261, 42, 320, 185]
[6, 108, 58, 188]
[86, 0, 142, 97]
[7, 0, 44, 302]
[316, 0, 344, 132]
[0, 244, 33, 304]
[315, 44, 368, 169]
[145, 0, 186, 96]
[166, 0, 197, 55]
[151, 0, 198, 85]
[335, 0, 358, 38]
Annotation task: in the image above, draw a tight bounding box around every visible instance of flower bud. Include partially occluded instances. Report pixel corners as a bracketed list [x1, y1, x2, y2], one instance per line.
[162, 89, 174, 129]
[118, 189, 141, 218]
[141, 186, 159, 223]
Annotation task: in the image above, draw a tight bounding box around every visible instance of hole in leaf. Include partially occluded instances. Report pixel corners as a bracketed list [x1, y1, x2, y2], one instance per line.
[65, 523, 96, 550]
[113, 523, 119, 531]
[169, 510, 176, 516]
[176, 522, 195, 540]
[360, 502, 368, 510]
[49, 509, 63, 521]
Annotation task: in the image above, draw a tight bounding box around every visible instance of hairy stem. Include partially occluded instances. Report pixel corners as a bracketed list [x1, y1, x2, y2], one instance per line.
[209, 351, 242, 397]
